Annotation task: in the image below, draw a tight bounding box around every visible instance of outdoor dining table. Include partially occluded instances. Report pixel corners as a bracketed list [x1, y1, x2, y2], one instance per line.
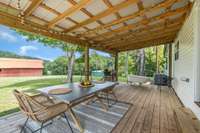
[39, 81, 117, 132]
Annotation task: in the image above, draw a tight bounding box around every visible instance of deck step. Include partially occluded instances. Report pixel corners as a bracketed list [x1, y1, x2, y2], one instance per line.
[174, 107, 200, 133]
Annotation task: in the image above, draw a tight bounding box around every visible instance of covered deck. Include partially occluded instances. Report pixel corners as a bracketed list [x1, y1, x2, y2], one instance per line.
[0, 84, 185, 133]
[0, 0, 200, 133]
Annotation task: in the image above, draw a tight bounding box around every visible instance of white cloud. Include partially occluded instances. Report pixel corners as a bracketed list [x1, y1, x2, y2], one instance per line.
[35, 55, 53, 61]
[19, 45, 38, 55]
[0, 30, 17, 42]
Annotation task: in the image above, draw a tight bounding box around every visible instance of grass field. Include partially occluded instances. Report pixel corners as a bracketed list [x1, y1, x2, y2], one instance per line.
[0, 75, 126, 116]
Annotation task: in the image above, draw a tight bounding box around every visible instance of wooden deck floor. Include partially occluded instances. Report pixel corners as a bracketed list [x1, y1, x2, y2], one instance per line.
[0, 84, 183, 133]
[112, 84, 183, 133]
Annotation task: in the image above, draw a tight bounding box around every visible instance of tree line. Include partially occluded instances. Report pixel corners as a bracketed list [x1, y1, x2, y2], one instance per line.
[42, 46, 167, 78]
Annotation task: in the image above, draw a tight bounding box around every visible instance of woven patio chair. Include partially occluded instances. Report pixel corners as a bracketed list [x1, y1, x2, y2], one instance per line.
[13, 90, 73, 133]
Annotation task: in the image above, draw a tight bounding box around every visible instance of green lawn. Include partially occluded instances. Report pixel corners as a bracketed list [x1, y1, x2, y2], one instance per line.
[0, 75, 127, 117]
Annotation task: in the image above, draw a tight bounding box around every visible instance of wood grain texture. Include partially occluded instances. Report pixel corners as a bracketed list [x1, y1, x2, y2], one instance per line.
[1, 84, 200, 133]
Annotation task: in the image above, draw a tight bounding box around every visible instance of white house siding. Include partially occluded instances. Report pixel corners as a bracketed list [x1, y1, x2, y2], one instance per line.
[172, 0, 200, 119]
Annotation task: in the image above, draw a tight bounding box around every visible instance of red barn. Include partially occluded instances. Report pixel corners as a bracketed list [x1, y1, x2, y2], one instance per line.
[0, 58, 44, 77]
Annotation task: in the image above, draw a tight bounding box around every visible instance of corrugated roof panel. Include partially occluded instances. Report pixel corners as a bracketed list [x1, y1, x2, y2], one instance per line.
[85, 22, 101, 29]
[145, 8, 165, 18]
[125, 17, 142, 25]
[1, 0, 31, 11]
[43, 0, 72, 13]
[58, 19, 76, 29]
[110, 23, 124, 30]
[171, 0, 189, 10]
[33, 6, 57, 21]
[100, 14, 117, 24]
[109, 0, 126, 6]
[69, 10, 90, 23]
[118, 4, 138, 17]
[85, 0, 108, 15]
[142, 0, 164, 8]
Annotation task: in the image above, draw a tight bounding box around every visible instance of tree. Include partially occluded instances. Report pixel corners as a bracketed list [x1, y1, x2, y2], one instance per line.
[16, 30, 83, 82]
[90, 50, 111, 71]
[135, 49, 145, 76]
[118, 46, 167, 78]
[44, 56, 68, 75]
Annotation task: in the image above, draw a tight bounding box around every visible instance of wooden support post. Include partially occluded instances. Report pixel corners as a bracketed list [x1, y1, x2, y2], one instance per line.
[168, 43, 173, 86]
[114, 52, 118, 81]
[85, 45, 89, 81]
[125, 52, 129, 83]
[156, 46, 160, 74]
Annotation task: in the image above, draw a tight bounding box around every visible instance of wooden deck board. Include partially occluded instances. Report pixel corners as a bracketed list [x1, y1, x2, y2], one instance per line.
[0, 84, 185, 133]
[112, 84, 183, 133]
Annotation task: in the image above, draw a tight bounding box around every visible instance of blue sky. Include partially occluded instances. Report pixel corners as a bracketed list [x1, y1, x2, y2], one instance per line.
[0, 25, 110, 61]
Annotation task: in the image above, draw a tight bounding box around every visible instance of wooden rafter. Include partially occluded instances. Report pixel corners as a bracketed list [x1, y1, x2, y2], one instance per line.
[68, 0, 93, 17]
[66, 0, 106, 41]
[102, 0, 125, 24]
[0, 0, 193, 52]
[91, 20, 182, 50]
[39, 3, 90, 32]
[118, 36, 175, 51]
[24, 0, 43, 17]
[0, 11, 86, 45]
[48, 0, 91, 28]
[102, 18, 184, 45]
[68, 0, 107, 28]
[98, 29, 178, 50]
[96, 18, 183, 48]
[108, 30, 178, 49]
[102, 0, 125, 38]
[40, 3, 60, 15]
[0, 10, 114, 53]
[93, 18, 183, 50]
[81, 0, 180, 36]
[122, 32, 177, 45]
[137, 0, 148, 24]
[106, 26, 180, 48]
[94, 4, 189, 41]
[0, 1, 68, 31]
[115, 35, 175, 51]
[64, 0, 139, 32]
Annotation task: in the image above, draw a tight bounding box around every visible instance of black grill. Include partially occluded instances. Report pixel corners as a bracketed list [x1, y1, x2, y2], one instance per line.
[154, 74, 169, 86]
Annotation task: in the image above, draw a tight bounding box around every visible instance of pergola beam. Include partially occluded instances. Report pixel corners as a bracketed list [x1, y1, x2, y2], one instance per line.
[94, 4, 190, 40]
[97, 16, 183, 44]
[24, 0, 43, 17]
[0, 0, 192, 53]
[118, 39, 174, 52]
[0, 11, 85, 45]
[101, 20, 182, 48]
[48, 0, 91, 28]
[110, 32, 177, 50]
[81, 0, 180, 36]
[118, 36, 175, 51]
[105, 23, 181, 48]
[64, 0, 139, 32]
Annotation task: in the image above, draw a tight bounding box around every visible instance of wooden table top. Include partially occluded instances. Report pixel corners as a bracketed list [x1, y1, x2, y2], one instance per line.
[39, 81, 117, 104]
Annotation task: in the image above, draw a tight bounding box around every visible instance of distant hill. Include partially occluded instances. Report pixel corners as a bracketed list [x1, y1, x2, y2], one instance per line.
[0, 50, 40, 60]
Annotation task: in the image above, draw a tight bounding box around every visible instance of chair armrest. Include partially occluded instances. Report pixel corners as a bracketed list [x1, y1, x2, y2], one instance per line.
[46, 102, 69, 117]
[32, 93, 54, 101]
